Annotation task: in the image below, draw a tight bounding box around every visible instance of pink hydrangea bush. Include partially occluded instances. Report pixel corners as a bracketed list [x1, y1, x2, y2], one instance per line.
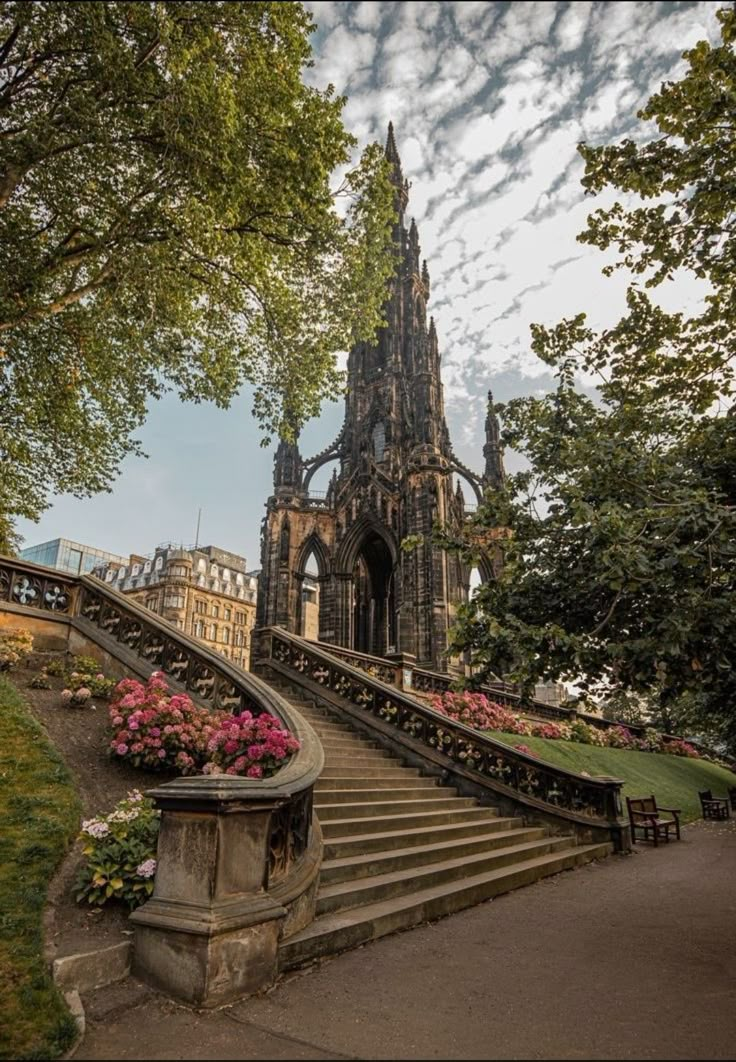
[107, 672, 300, 777]
[530, 721, 572, 741]
[661, 737, 700, 758]
[203, 713, 301, 778]
[428, 691, 690, 759]
[430, 691, 531, 735]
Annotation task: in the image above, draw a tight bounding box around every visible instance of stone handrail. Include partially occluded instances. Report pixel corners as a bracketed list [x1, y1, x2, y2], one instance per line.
[260, 627, 628, 851]
[0, 555, 324, 1005]
[306, 637, 637, 732]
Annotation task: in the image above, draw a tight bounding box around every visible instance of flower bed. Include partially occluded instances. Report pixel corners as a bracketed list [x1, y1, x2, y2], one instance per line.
[75, 790, 159, 909]
[430, 690, 700, 759]
[108, 672, 299, 778]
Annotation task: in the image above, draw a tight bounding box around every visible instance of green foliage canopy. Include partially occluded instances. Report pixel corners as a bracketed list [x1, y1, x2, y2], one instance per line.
[446, 8, 736, 739]
[0, 1, 395, 545]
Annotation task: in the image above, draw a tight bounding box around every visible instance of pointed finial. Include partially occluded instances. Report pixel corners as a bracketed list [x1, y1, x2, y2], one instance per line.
[483, 392, 504, 489]
[422, 259, 430, 296]
[385, 121, 400, 165]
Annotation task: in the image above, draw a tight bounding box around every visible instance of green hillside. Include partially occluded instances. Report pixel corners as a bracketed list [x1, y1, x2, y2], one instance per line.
[487, 731, 736, 823]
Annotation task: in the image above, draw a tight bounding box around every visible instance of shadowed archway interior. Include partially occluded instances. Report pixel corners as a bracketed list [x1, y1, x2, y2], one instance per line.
[351, 532, 397, 657]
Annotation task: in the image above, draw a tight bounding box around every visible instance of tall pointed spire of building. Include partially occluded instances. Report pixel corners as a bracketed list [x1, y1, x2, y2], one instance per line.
[385, 121, 401, 166]
[385, 121, 409, 211]
[483, 391, 505, 489]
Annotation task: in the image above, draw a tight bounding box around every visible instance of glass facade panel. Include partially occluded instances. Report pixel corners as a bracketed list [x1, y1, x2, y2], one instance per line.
[20, 538, 127, 576]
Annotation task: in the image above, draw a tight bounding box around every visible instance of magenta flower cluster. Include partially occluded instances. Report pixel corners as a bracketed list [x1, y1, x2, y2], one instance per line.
[429, 691, 700, 759]
[108, 672, 300, 778]
[203, 712, 300, 778]
[430, 691, 532, 735]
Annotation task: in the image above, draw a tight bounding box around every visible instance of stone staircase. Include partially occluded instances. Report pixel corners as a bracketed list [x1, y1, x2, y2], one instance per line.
[272, 681, 612, 970]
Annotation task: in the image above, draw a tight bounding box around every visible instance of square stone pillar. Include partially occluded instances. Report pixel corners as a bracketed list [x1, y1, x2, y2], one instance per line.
[130, 776, 288, 1008]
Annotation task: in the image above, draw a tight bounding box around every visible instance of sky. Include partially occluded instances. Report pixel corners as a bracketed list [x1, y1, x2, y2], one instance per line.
[17, 0, 722, 568]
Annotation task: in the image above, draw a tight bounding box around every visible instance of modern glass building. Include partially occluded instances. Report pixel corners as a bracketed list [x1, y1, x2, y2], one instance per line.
[20, 538, 128, 577]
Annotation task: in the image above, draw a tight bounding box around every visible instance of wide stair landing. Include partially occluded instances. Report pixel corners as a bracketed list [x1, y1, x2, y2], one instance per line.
[275, 684, 611, 970]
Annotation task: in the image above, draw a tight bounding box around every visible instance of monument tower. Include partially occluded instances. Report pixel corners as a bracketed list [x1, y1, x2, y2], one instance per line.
[255, 125, 503, 671]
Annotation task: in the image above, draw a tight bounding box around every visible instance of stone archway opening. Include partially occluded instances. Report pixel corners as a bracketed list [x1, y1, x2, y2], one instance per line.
[298, 548, 321, 641]
[351, 532, 396, 657]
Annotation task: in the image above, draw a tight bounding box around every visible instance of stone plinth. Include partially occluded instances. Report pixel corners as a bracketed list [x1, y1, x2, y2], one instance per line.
[130, 777, 288, 1008]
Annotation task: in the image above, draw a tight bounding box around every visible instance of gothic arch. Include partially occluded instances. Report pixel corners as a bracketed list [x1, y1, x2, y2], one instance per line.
[449, 463, 483, 505]
[295, 532, 331, 579]
[335, 513, 398, 575]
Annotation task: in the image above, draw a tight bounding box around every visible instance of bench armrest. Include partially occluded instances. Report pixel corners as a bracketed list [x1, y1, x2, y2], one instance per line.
[658, 807, 681, 815]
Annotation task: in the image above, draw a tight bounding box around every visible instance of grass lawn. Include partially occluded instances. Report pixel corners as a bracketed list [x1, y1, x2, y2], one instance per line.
[0, 674, 82, 1061]
[487, 730, 736, 823]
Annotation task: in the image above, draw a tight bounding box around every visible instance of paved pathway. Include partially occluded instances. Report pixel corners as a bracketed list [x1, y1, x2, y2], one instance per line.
[76, 820, 736, 1060]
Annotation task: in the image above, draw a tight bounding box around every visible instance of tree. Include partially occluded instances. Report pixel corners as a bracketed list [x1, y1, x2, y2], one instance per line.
[445, 7, 736, 744]
[0, 1, 395, 548]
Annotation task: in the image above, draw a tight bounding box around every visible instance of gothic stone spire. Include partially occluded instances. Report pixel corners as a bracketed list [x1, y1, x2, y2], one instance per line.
[483, 391, 505, 489]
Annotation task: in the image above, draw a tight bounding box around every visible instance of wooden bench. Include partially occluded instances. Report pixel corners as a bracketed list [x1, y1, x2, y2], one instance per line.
[729, 786, 736, 812]
[699, 789, 730, 820]
[626, 796, 682, 845]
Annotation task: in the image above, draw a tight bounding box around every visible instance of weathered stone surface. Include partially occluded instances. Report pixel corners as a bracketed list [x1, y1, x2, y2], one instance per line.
[53, 941, 131, 993]
[133, 917, 282, 1009]
[256, 125, 505, 673]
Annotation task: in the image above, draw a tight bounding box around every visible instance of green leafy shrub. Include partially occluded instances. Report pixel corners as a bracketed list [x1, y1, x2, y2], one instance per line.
[29, 669, 52, 689]
[0, 627, 33, 670]
[45, 657, 67, 677]
[75, 791, 159, 909]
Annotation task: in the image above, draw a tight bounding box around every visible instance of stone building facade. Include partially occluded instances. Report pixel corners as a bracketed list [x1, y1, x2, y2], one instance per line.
[94, 543, 258, 670]
[256, 125, 503, 672]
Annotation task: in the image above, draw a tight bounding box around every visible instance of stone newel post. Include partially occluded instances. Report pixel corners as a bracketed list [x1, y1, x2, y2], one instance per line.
[130, 777, 289, 1008]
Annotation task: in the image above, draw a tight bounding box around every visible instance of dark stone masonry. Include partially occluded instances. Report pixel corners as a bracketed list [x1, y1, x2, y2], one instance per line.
[256, 125, 503, 671]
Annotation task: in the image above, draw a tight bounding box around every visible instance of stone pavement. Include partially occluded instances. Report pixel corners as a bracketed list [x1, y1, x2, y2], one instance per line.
[76, 819, 736, 1060]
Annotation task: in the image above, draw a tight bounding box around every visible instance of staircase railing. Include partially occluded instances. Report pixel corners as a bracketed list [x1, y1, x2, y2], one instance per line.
[258, 627, 629, 852]
[0, 556, 323, 1005]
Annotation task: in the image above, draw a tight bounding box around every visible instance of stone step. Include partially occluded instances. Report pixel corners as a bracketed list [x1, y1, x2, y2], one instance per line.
[318, 765, 420, 779]
[316, 836, 575, 915]
[314, 786, 453, 806]
[279, 843, 612, 970]
[315, 775, 438, 791]
[324, 814, 519, 860]
[320, 826, 548, 885]
[320, 805, 498, 838]
[316, 795, 476, 822]
[323, 754, 401, 768]
[319, 737, 385, 750]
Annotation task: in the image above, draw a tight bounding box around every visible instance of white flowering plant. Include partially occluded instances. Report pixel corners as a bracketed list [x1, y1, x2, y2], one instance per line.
[74, 791, 159, 909]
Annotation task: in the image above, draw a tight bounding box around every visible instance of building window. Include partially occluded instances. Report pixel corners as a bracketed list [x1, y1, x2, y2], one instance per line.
[146, 596, 158, 612]
[154, 556, 163, 571]
[164, 594, 185, 610]
[105, 570, 114, 583]
[222, 628, 230, 645]
[224, 608, 231, 621]
[235, 611, 245, 625]
[211, 605, 219, 619]
[195, 599, 207, 614]
[209, 625, 217, 641]
[170, 564, 187, 576]
[373, 421, 386, 462]
[194, 620, 205, 639]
